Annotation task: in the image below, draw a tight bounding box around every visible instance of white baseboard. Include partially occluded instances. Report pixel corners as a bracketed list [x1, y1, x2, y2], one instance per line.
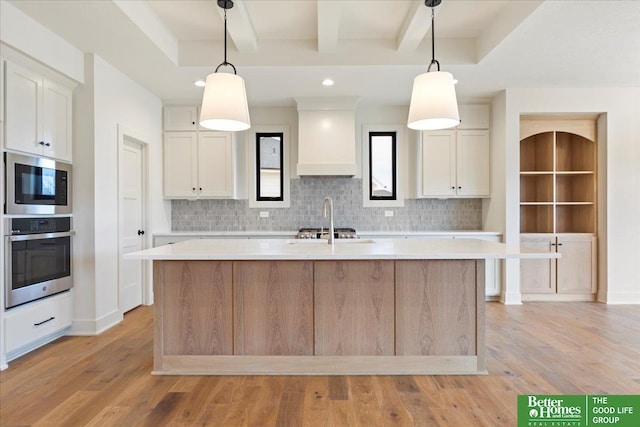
[604, 292, 640, 305]
[69, 309, 123, 336]
[500, 291, 523, 305]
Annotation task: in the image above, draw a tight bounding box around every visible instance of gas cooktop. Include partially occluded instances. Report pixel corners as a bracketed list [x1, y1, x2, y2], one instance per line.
[296, 227, 357, 239]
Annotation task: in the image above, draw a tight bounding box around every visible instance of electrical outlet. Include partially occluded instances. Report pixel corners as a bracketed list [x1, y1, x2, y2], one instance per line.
[384, 210, 394, 217]
[259, 211, 269, 218]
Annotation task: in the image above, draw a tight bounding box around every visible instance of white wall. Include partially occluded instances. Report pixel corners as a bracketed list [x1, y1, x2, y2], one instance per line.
[486, 87, 640, 304]
[72, 53, 166, 334]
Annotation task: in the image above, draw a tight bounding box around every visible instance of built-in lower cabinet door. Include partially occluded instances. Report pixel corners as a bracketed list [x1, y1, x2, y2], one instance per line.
[556, 234, 597, 294]
[520, 235, 556, 293]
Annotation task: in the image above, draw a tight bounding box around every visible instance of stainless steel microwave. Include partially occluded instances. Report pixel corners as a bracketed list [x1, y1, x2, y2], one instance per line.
[4, 152, 72, 215]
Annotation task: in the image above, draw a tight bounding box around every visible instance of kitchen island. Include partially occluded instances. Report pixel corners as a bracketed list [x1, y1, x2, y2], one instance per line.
[127, 238, 555, 375]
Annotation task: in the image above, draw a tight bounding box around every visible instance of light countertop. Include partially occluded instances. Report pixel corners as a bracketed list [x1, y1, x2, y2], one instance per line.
[153, 230, 501, 237]
[127, 237, 555, 261]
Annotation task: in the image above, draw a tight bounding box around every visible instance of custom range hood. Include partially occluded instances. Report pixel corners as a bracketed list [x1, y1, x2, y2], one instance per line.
[295, 97, 359, 176]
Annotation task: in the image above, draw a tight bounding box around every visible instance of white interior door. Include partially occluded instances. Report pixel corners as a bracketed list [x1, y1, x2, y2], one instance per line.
[119, 138, 145, 313]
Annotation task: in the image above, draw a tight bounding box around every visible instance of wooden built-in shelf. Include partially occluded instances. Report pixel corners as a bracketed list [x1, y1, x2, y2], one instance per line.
[519, 126, 596, 235]
[519, 116, 598, 300]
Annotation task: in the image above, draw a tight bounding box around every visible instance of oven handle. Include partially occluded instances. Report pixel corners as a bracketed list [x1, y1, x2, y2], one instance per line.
[8, 231, 75, 241]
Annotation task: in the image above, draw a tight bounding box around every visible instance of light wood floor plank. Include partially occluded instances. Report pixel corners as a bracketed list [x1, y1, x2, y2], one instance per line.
[1, 302, 639, 426]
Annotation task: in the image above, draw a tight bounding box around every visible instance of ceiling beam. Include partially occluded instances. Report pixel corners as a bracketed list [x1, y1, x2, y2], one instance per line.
[113, 0, 179, 64]
[476, 0, 545, 62]
[317, 1, 341, 53]
[396, 0, 432, 52]
[216, 0, 257, 54]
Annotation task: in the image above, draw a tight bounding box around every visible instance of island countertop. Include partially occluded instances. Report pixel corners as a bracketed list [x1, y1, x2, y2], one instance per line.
[126, 237, 557, 261]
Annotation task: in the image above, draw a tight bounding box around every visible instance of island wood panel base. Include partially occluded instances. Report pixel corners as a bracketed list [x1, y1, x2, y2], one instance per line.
[314, 260, 395, 356]
[396, 260, 479, 356]
[234, 261, 314, 355]
[153, 260, 233, 360]
[152, 259, 486, 375]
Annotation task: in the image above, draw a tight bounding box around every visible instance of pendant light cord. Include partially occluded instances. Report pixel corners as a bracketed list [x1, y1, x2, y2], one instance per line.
[215, 8, 237, 74]
[427, 6, 440, 72]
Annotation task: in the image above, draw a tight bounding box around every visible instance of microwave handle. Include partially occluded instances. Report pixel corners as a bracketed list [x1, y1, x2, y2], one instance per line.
[8, 231, 75, 241]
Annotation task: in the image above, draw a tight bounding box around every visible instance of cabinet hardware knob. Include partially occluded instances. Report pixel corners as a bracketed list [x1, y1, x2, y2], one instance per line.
[550, 243, 556, 246]
[458, 186, 462, 189]
[192, 187, 196, 191]
[45, 142, 51, 147]
[137, 230, 145, 236]
[557, 242, 563, 246]
[34, 316, 55, 326]
[192, 121, 195, 125]
[199, 187, 202, 191]
[451, 186, 455, 189]
[39, 141, 45, 145]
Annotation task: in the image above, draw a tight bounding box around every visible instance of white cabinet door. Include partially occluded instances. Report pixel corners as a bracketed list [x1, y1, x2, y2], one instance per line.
[5, 62, 42, 155]
[457, 104, 490, 130]
[198, 132, 234, 198]
[163, 132, 197, 198]
[5, 62, 73, 161]
[164, 106, 198, 131]
[42, 80, 72, 161]
[421, 130, 456, 197]
[456, 130, 490, 197]
[421, 129, 490, 198]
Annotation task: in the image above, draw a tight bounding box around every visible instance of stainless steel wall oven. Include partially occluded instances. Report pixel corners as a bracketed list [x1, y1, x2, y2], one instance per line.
[4, 152, 72, 215]
[5, 217, 74, 308]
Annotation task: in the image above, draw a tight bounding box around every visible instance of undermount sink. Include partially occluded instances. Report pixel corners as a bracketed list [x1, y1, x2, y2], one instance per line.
[287, 239, 375, 245]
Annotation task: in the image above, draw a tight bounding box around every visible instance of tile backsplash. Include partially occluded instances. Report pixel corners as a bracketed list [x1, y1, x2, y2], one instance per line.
[171, 178, 482, 231]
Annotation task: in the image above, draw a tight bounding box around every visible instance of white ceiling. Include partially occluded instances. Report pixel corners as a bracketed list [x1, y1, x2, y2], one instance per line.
[8, 0, 640, 107]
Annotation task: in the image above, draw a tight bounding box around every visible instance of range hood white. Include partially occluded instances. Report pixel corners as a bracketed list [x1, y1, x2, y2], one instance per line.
[296, 97, 359, 176]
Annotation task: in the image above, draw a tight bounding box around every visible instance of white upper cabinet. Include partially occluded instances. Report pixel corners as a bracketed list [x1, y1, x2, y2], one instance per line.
[163, 106, 198, 131]
[198, 132, 235, 198]
[421, 130, 456, 197]
[457, 104, 490, 130]
[164, 132, 198, 198]
[420, 129, 490, 198]
[456, 130, 491, 197]
[5, 62, 72, 161]
[163, 130, 239, 199]
[417, 104, 491, 198]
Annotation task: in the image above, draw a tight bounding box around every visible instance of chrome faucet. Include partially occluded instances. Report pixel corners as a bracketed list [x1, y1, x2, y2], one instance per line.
[321, 196, 335, 245]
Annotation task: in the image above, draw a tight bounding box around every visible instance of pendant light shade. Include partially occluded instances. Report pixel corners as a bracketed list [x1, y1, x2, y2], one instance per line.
[200, 72, 250, 131]
[199, 0, 251, 132]
[407, 71, 459, 130]
[407, 0, 460, 131]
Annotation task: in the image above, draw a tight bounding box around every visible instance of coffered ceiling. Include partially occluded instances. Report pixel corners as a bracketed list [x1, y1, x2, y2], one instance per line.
[8, 0, 640, 107]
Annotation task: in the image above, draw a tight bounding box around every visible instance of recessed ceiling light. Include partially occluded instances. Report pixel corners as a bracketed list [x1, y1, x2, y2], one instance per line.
[322, 78, 334, 87]
[194, 80, 206, 87]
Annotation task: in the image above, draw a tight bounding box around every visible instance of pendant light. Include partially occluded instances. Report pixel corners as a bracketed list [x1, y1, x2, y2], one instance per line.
[199, 0, 251, 131]
[407, 0, 460, 130]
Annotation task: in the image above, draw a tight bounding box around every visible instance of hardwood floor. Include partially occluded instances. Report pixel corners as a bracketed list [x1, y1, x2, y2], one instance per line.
[1, 302, 639, 426]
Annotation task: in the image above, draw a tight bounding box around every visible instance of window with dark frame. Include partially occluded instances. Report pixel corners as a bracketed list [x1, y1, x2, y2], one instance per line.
[369, 131, 397, 201]
[256, 132, 284, 201]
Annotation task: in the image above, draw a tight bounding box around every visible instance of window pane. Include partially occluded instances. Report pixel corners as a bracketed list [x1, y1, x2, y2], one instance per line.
[256, 133, 284, 201]
[369, 132, 396, 200]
